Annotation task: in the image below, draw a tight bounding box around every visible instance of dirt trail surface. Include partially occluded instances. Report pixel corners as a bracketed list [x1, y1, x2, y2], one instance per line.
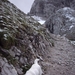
[42, 35, 75, 75]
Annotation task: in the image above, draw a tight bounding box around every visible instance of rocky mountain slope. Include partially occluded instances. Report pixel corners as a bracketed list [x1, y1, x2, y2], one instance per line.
[29, 0, 75, 40]
[29, 0, 75, 19]
[0, 0, 75, 75]
[45, 7, 75, 40]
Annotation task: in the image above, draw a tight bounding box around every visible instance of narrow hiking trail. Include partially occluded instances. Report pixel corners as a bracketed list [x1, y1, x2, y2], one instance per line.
[41, 36, 75, 75]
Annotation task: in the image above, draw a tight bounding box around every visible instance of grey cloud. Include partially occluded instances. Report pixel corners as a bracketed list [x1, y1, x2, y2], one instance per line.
[9, 0, 34, 14]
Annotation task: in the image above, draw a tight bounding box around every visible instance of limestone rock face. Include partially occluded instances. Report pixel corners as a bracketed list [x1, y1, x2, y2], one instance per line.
[45, 7, 75, 40]
[29, 0, 75, 19]
[0, 0, 75, 75]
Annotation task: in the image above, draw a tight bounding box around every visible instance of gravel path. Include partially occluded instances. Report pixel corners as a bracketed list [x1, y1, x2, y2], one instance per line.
[42, 36, 75, 75]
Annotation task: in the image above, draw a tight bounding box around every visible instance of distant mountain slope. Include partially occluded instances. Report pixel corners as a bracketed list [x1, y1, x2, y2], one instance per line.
[29, 0, 75, 19]
[45, 7, 75, 40]
[0, 0, 75, 75]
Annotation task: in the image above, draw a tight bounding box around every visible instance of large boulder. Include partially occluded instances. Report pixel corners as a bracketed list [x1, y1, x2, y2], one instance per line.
[45, 7, 75, 40]
[29, 0, 75, 19]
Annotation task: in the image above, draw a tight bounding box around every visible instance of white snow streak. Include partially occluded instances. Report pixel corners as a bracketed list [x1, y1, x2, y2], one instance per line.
[66, 14, 75, 21]
[32, 16, 45, 24]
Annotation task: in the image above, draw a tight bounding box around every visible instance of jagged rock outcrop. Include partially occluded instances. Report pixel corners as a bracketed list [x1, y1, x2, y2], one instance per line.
[0, 0, 75, 75]
[29, 0, 75, 19]
[45, 7, 75, 40]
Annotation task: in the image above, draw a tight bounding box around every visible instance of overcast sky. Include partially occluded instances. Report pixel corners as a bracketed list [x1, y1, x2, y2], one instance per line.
[9, 0, 34, 14]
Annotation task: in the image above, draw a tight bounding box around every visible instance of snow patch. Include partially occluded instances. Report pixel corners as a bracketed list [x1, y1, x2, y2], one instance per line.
[63, 7, 74, 11]
[63, 7, 69, 10]
[62, 7, 75, 21]
[31, 16, 45, 24]
[32, 16, 42, 21]
[38, 20, 45, 24]
[70, 41, 75, 45]
[65, 14, 75, 21]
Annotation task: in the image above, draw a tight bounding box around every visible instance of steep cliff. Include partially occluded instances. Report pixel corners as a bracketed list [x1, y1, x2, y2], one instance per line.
[0, 0, 75, 75]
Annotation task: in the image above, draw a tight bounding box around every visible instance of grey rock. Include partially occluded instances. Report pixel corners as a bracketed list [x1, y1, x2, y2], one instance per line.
[9, 46, 21, 57]
[29, 0, 75, 19]
[45, 7, 75, 40]
[0, 57, 18, 75]
[0, 0, 75, 75]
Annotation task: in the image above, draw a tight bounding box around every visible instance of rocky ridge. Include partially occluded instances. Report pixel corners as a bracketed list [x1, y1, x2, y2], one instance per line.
[29, 0, 75, 19]
[45, 7, 75, 40]
[29, 0, 75, 40]
[0, 0, 75, 75]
